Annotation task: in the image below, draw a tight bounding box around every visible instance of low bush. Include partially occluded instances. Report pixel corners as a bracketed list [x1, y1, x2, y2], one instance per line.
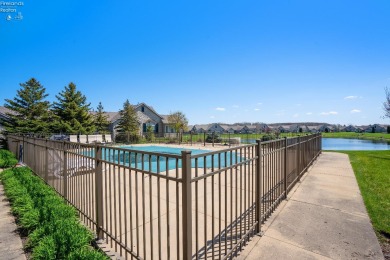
[0, 167, 108, 259]
[0, 149, 18, 168]
[205, 133, 222, 143]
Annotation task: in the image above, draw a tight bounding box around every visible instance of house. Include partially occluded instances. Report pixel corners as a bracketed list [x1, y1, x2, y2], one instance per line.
[0, 106, 15, 133]
[108, 103, 176, 139]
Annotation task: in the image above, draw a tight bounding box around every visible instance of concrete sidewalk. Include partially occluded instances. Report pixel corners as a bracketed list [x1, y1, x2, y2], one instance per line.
[0, 171, 26, 260]
[237, 152, 384, 260]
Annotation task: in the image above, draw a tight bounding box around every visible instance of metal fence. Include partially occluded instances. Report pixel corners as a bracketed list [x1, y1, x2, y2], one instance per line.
[7, 133, 321, 259]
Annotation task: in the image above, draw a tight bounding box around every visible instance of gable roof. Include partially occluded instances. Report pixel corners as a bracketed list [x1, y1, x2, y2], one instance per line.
[134, 102, 163, 119]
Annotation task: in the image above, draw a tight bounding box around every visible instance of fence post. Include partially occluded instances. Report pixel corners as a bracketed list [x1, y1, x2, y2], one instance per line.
[20, 135, 25, 163]
[297, 136, 301, 181]
[45, 139, 49, 182]
[182, 150, 192, 259]
[63, 142, 68, 199]
[255, 140, 262, 234]
[284, 137, 288, 199]
[95, 144, 104, 240]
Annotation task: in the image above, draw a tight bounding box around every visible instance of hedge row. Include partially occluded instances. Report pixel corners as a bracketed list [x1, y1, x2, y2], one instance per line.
[0, 149, 18, 168]
[0, 166, 108, 259]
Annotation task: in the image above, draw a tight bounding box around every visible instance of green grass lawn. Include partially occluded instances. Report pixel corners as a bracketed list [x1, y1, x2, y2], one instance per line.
[342, 150, 390, 253]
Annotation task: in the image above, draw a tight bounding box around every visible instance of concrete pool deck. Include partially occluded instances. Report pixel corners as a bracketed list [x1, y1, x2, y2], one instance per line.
[237, 152, 384, 260]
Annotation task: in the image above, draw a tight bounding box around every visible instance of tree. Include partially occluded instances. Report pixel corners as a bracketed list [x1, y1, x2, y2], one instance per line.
[384, 87, 390, 119]
[52, 82, 95, 134]
[167, 111, 188, 140]
[93, 102, 110, 133]
[1, 78, 51, 133]
[145, 125, 154, 142]
[116, 100, 139, 143]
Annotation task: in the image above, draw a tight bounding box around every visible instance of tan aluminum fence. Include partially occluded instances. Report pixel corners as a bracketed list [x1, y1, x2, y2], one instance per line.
[7, 133, 321, 259]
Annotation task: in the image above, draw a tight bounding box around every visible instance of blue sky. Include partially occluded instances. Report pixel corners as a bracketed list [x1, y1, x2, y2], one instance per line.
[1, 1, 390, 126]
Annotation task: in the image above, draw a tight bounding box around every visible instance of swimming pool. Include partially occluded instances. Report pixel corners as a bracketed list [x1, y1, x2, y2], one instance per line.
[98, 146, 242, 173]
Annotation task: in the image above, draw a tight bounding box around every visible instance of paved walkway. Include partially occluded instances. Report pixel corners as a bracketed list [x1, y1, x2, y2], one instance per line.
[237, 152, 384, 260]
[0, 170, 26, 260]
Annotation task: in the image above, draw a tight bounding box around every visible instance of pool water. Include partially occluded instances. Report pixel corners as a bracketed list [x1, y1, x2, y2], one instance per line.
[99, 146, 241, 173]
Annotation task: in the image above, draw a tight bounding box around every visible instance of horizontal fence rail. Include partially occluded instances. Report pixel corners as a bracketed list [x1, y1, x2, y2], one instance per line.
[7, 133, 321, 259]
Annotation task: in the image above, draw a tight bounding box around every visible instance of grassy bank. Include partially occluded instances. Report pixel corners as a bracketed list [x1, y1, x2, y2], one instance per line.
[0, 166, 108, 259]
[323, 132, 390, 141]
[342, 150, 390, 255]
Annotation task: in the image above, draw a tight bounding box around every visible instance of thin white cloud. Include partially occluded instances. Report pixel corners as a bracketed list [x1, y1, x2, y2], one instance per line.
[344, 96, 358, 100]
[216, 107, 225, 111]
[306, 112, 313, 115]
[320, 111, 338, 116]
[254, 108, 260, 111]
[350, 109, 361, 113]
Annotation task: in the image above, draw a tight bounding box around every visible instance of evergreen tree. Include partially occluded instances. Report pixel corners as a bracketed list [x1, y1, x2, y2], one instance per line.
[1, 78, 51, 133]
[94, 102, 110, 133]
[52, 82, 95, 134]
[116, 100, 139, 143]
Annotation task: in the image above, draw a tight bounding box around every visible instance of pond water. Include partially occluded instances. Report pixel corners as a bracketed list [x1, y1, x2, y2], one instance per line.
[241, 138, 390, 150]
[322, 138, 390, 150]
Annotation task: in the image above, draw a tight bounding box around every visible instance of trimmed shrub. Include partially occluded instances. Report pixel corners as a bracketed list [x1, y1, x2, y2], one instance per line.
[32, 236, 56, 260]
[0, 167, 108, 259]
[0, 149, 18, 168]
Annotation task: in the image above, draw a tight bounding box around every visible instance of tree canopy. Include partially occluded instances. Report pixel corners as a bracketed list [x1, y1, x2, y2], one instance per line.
[167, 111, 188, 137]
[115, 100, 139, 143]
[1, 78, 51, 133]
[52, 82, 95, 134]
[93, 102, 110, 133]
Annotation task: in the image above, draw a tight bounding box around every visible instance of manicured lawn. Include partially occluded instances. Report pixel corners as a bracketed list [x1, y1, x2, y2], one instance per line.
[342, 150, 390, 254]
[323, 132, 390, 141]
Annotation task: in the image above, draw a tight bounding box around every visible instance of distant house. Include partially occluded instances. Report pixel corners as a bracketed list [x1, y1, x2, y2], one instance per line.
[191, 124, 210, 133]
[207, 123, 225, 134]
[290, 124, 310, 133]
[317, 125, 333, 133]
[363, 124, 387, 133]
[342, 125, 357, 132]
[275, 125, 289, 133]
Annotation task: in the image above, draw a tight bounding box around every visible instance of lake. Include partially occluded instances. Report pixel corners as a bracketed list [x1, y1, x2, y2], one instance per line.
[322, 138, 390, 150]
[241, 138, 390, 150]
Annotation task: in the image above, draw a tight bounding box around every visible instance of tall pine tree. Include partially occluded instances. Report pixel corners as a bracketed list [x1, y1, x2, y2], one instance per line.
[1, 78, 51, 133]
[94, 102, 110, 133]
[116, 100, 139, 143]
[52, 82, 95, 134]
